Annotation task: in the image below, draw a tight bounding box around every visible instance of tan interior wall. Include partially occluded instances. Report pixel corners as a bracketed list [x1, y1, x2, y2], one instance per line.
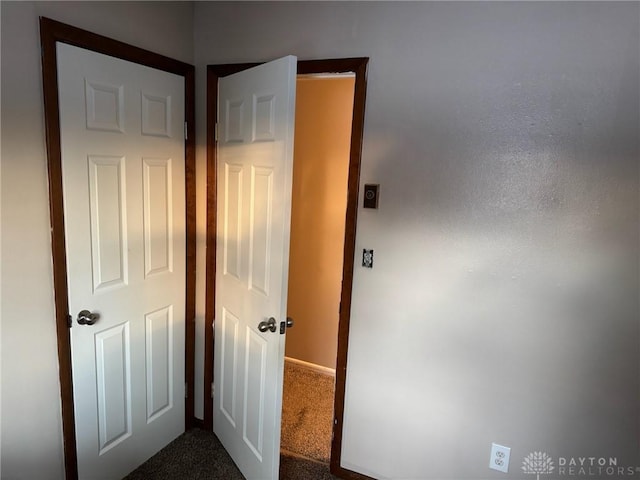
[285, 76, 355, 370]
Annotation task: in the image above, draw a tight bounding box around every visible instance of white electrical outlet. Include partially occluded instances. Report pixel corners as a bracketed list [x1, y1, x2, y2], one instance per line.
[489, 443, 511, 473]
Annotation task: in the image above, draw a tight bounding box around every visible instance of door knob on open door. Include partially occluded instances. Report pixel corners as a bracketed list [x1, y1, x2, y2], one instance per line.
[77, 310, 99, 326]
[286, 317, 294, 328]
[258, 317, 277, 333]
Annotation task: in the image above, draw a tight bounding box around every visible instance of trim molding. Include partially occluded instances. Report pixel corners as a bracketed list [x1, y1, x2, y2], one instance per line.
[285, 357, 336, 377]
[40, 17, 196, 480]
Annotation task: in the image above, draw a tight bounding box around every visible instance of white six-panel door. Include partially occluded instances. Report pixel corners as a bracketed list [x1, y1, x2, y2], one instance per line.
[57, 43, 186, 479]
[214, 56, 297, 480]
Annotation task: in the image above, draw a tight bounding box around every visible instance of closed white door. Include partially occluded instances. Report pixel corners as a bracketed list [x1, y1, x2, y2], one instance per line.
[57, 43, 186, 480]
[214, 56, 297, 480]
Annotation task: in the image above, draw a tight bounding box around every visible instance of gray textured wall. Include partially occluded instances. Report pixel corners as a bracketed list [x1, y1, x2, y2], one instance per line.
[194, 2, 639, 479]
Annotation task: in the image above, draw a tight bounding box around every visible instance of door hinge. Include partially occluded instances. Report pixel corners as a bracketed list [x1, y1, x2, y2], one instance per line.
[185, 382, 188, 399]
[211, 382, 215, 399]
[214, 123, 219, 142]
[184, 122, 188, 140]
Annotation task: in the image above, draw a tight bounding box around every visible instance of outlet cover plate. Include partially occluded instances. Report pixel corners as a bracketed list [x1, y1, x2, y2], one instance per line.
[489, 443, 511, 473]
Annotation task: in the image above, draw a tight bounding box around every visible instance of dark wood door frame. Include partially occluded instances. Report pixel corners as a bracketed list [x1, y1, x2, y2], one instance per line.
[204, 58, 372, 480]
[40, 18, 196, 480]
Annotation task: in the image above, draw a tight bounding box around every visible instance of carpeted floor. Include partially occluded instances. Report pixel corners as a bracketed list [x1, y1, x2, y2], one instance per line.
[125, 361, 336, 479]
[124, 428, 340, 480]
[280, 360, 335, 463]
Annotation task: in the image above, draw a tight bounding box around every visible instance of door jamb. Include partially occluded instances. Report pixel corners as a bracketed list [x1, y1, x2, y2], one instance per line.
[204, 58, 372, 480]
[40, 17, 197, 480]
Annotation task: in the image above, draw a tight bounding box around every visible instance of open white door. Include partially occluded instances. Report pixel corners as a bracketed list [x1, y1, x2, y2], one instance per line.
[214, 56, 297, 479]
[58, 43, 186, 479]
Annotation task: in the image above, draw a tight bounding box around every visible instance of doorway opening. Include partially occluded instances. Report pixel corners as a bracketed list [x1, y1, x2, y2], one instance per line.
[204, 57, 368, 479]
[280, 73, 356, 465]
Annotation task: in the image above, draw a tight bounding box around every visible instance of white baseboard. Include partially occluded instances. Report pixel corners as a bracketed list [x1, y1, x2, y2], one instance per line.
[285, 356, 336, 377]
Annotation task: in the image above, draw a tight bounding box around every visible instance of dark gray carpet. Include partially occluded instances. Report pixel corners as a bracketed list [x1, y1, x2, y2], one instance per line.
[281, 361, 335, 463]
[124, 428, 340, 480]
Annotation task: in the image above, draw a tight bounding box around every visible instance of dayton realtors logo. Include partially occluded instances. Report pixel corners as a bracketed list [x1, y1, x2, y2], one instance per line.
[556, 457, 638, 477]
[522, 452, 640, 478]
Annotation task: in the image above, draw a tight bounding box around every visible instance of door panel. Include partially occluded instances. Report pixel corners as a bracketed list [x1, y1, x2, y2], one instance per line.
[145, 305, 173, 421]
[249, 166, 274, 294]
[88, 155, 128, 290]
[143, 157, 174, 277]
[58, 43, 185, 479]
[224, 163, 244, 279]
[214, 55, 297, 480]
[95, 322, 131, 454]
[220, 308, 240, 425]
